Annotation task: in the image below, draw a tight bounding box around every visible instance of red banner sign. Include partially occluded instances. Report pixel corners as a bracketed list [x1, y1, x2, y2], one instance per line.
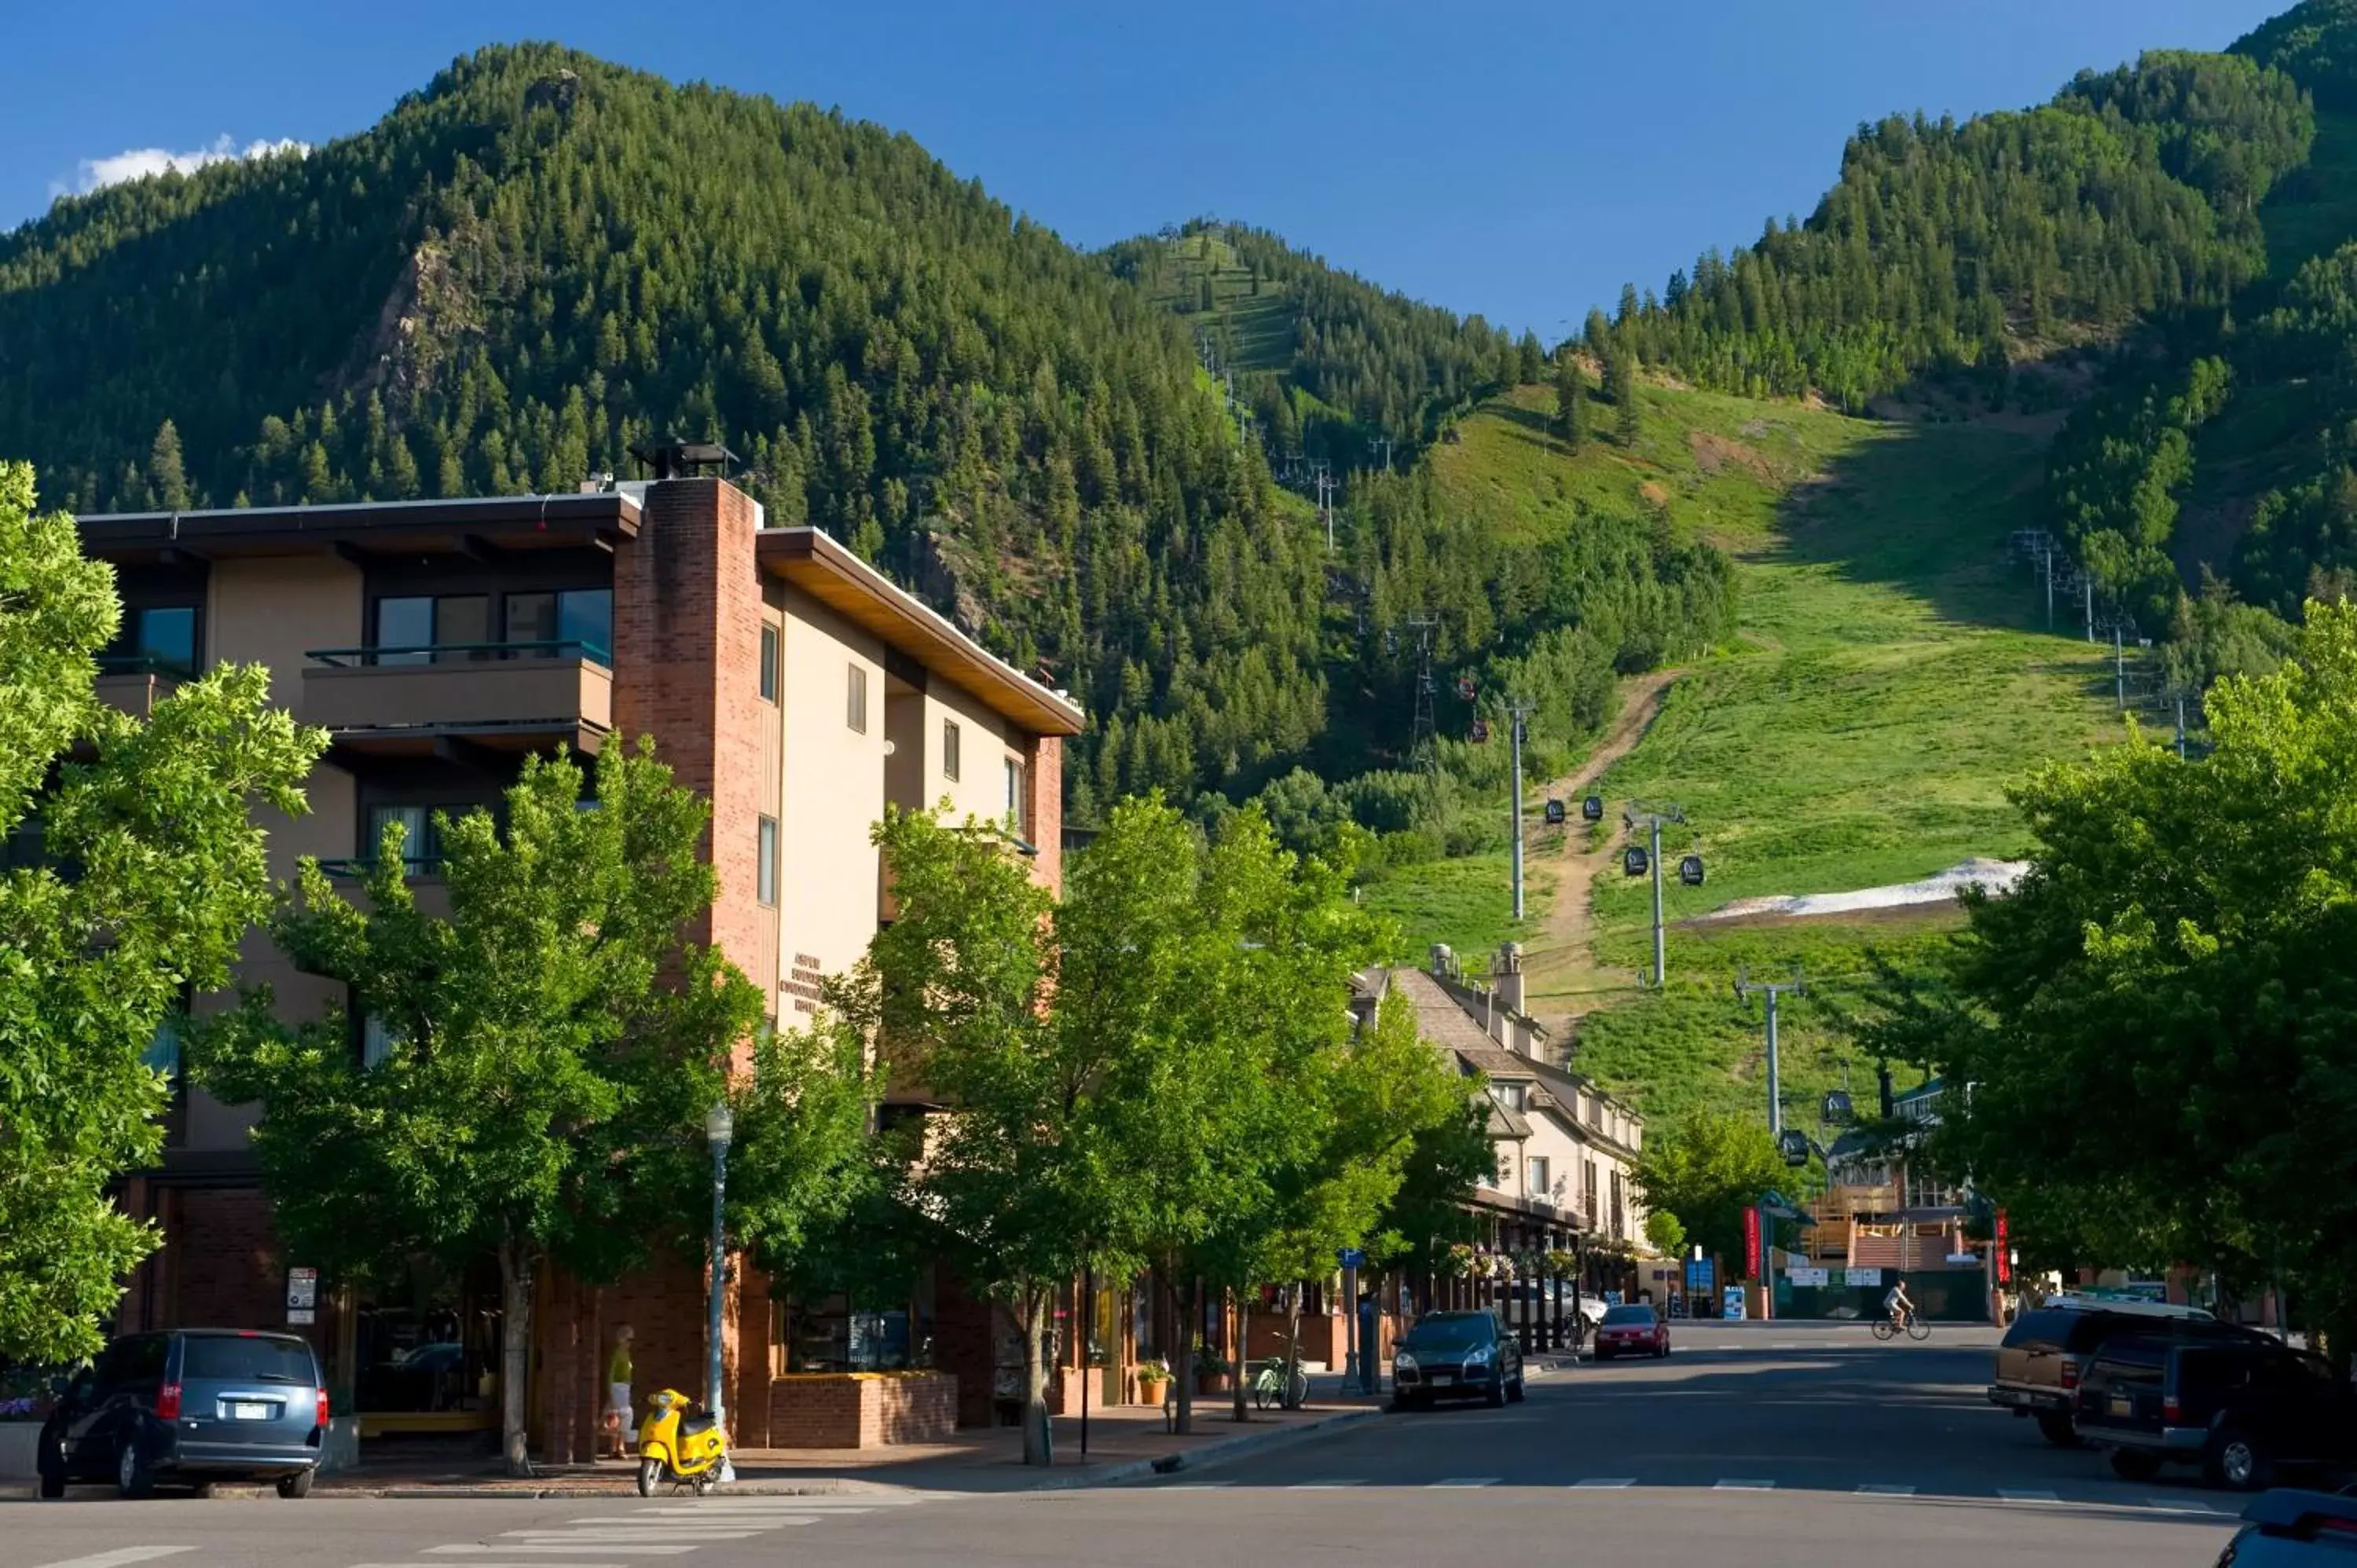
[1743, 1206, 1761, 1280]
[1995, 1210, 2011, 1284]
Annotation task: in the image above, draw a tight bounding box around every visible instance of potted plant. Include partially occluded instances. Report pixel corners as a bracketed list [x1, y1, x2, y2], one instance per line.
[1135, 1357, 1171, 1405]
[1193, 1348, 1232, 1395]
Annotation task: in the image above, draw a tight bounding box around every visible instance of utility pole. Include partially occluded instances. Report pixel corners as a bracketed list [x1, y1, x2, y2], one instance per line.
[1508, 702, 1534, 922]
[1624, 804, 1686, 987]
[1736, 970, 1806, 1137]
[1406, 613, 1442, 775]
[2084, 576, 2095, 645]
[2176, 691, 2189, 760]
[2113, 621, 2126, 710]
[1315, 468, 1337, 550]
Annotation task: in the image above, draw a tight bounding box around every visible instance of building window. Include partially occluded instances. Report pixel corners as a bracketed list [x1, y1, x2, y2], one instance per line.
[942, 720, 961, 782]
[366, 804, 440, 875]
[760, 625, 779, 703]
[1490, 1082, 1528, 1114]
[1004, 757, 1027, 835]
[103, 603, 202, 676]
[361, 1013, 398, 1069]
[501, 588, 614, 665]
[847, 664, 868, 733]
[373, 594, 491, 664]
[1527, 1156, 1550, 1199]
[757, 815, 779, 907]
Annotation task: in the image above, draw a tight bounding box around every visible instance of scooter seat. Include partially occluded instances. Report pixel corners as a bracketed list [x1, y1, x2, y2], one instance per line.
[679, 1413, 717, 1438]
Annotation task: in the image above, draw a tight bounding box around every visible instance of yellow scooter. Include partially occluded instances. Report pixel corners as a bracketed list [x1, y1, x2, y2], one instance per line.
[635, 1387, 728, 1496]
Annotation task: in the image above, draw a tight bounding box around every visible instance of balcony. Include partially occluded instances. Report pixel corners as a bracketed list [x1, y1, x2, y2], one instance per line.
[301, 640, 613, 759]
[93, 653, 191, 719]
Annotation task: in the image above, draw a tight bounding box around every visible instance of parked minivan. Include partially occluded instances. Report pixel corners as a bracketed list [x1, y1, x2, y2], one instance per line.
[38, 1329, 328, 1498]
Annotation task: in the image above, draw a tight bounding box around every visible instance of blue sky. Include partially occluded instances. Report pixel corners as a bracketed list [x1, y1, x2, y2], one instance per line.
[0, 0, 2290, 334]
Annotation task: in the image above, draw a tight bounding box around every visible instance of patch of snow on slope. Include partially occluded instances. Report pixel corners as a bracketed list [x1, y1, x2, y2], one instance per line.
[1699, 858, 2028, 921]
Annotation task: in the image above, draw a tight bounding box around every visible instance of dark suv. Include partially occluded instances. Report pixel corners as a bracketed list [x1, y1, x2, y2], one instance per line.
[2075, 1335, 2357, 1491]
[38, 1329, 328, 1498]
[2212, 1489, 2357, 1565]
[1989, 1302, 2252, 1446]
[1391, 1310, 1526, 1409]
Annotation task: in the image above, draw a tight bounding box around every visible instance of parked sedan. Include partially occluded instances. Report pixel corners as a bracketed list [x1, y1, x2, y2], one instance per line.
[1592, 1303, 1670, 1361]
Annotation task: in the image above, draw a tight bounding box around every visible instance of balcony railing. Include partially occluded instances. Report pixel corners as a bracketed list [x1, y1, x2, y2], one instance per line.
[95, 650, 200, 680]
[306, 639, 611, 669]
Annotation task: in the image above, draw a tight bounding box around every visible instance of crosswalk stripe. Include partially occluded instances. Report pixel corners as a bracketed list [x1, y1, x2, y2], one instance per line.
[1857, 1484, 1916, 1496]
[35, 1552, 196, 1568]
[1160, 1482, 1233, 1489]
[1571, 1478, 1635, 1489]
[503, 1533, 766, 1541]
[1997, 1489, 2059, 1503]
[1286, 1479, 1366, 1489]
[566, 1515, 824, 1526]
[1430, 1478, 1501, 1488]
[424, 1549, 698, 1558]
[1770, 1343, 1799, 1350]
[1714, 1478, 1776, 1491]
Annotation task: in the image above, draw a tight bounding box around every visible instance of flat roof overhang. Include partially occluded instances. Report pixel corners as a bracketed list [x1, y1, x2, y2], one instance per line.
[757, 526, 1085, 738]
[76, 492, 641, 563]
[324, 718, 609, 767]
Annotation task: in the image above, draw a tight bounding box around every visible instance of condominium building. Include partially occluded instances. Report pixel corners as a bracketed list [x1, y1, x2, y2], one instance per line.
[75, 452, 1081, 1453]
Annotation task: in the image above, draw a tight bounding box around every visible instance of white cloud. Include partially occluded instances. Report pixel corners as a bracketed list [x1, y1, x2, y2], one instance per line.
[56, 134, 308, 198]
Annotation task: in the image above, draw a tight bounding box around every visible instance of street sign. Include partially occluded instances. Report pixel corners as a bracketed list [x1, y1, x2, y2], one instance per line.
[1743, 1207, 1761, 1280]
[286, 1266, 318, 1327]
[1995, 1211, 2011, 1285]
[1839, 1267, 1883, 1288]
[1337, 1247, 1366, 1269]
[1786, 1267, 1829, 1288]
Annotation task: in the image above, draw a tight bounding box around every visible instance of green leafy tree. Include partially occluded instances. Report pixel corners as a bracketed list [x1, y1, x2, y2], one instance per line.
[726, 1017, 886, 1322]
[1632, 1111, 1783, 1268]
[1644, 1210, 1688, 1259]
[1865, 603, 2357, 1354]
[188, 742, 764, 1474]
[0, 462, 322, 1363]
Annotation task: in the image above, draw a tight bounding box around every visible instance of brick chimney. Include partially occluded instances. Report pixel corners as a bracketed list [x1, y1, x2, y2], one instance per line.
[1494, 940, 1526, 1016]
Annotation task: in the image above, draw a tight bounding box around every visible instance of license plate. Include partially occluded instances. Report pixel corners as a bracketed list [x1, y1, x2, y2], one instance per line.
[232, 1401, 272, 1420]
[1431, 1372, 1455, 1384]
[2110, 1396, 2132, 1416]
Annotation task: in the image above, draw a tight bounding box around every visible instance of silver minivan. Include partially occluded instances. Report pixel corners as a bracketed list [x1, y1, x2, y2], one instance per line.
[38, 1329, 327, 1498]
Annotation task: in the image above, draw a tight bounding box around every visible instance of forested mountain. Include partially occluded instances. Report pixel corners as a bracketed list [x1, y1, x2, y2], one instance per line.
[0, 44, 1725, 831]
[1102, 220, 1521, 469]
[1605, 51, 2313, 410]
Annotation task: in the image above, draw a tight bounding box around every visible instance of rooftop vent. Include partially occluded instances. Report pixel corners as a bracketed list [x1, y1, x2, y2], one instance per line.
[628, 438, 739, 482]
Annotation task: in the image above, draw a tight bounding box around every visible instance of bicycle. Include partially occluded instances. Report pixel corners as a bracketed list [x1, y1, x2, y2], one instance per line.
[1871, 1311, 1932, 1342]
[1251, 1354, 1310, 1410]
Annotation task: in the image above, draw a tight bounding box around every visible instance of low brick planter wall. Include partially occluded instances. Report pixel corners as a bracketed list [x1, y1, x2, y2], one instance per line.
[767, 1372, 958, 1449]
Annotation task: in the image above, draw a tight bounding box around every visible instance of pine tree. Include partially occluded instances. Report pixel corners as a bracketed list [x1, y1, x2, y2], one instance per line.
[1555, 352, 1587, 452]
[1615, 356, 1641, 445]
[148, 419, 190, 511]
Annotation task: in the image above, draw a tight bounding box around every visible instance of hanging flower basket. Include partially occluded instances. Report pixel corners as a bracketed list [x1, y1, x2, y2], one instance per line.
[1439, 1242, 1476, 1278]
[1544, 1249, 1578, 1277]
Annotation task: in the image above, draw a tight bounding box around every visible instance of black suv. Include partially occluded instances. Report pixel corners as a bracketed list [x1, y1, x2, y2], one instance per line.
[38, 1329, 328, 1499]
[1989, 1302, 2255, 1446]
[1391, 1310, 1526, 1409]
[2076, 1335, 2357, 1491]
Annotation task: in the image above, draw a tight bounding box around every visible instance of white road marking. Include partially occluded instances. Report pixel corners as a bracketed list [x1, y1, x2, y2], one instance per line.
[1571, 1478, 1636, 1489]
[566, 1515, 827, 1525]
[2146, 1497, 2227, 1514]
[1714, 1478, 1776, 1490]
[34, 1552, 195, 1568]
[1160, 1482, 1233, 1489]
[1997, 1489, 2060, 1503]
[629, 1497, 913, 1508]
[502, 1532, 767, 1541]
[1429, 1478, 1501, 1488]
[1857, 1484, 1917, 1495]
[1286, 1479, 1367, 1489]
[423, 1549, 698, 1558]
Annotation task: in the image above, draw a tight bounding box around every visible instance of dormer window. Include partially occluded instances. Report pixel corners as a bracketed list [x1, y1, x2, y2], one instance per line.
[1490, 1082, 1529, 1114]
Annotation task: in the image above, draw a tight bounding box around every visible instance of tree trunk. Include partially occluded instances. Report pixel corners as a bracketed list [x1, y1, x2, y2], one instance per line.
[497, 1234, 536, 1478]
[1168, 1273, 1193, 1436]
[1232, 1291, 1252, 1423]
[1019, 1286, 1052, 1467]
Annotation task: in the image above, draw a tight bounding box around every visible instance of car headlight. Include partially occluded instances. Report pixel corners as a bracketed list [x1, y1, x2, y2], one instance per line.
[1393, 1352, 1417, 1371]
[1466, 1346, 1494, 1365]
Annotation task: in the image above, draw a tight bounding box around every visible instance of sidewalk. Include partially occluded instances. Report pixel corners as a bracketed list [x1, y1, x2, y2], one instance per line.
[314, 1382, 1387, 1499]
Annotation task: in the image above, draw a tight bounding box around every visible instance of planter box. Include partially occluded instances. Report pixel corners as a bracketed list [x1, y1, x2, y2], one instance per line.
[768, 1372, 958, 1449]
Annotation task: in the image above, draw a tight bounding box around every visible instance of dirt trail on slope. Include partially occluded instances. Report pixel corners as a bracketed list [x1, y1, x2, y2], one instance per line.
[1517, 670, 1678, 1051]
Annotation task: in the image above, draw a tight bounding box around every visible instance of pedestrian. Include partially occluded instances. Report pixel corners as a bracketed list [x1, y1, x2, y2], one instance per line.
[605, 1324, 635, 1460]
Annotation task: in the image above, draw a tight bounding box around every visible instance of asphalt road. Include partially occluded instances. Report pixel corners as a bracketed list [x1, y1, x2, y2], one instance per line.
[9, 1322, 2244, 1568]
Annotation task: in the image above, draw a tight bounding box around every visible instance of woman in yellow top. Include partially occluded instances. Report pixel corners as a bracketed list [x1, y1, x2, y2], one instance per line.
[605, 1324, 635, 1459]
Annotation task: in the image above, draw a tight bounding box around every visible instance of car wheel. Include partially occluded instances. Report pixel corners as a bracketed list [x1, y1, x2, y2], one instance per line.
[1484, 1379, 1506, 1409]
[2107, 1449, 2165, 1483]
[116, 1436, 155, 1500]
[35, 1429, 66, 1500]
[1506, 1376, 1527, 1405]
[2205, 1429, 2269, 1493]
[277, 1468, 315, 1500]
[2035, 1411, 2080, 1448]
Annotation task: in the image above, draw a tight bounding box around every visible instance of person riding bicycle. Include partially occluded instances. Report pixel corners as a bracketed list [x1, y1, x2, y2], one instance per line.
[1883, 1281, 1915, 1330]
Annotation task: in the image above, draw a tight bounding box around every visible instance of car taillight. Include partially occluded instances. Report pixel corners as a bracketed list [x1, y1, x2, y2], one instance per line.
[156, 1383, 181, 1421]
[2164, 1396, 2182, 1423]
[317, 1388, 331, 1428]
[2061, 1362, 2079, 1390]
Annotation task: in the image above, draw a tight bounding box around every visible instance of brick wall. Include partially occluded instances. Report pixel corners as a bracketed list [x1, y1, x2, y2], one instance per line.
[174, 1186, 288, 1330]
[1025, 735, 1063, 895]
[767, 1372, 957, 1449]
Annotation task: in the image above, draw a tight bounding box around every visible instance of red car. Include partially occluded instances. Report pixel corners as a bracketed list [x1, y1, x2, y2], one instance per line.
[1593, 1302, 1670, 1361]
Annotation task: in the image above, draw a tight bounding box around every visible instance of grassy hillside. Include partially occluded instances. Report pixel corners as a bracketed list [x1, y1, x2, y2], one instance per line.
[1374, 378, 2118, 1130]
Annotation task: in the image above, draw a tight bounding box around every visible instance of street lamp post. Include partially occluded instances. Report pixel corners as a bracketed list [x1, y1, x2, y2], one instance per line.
[705, 1101, 734, 1482]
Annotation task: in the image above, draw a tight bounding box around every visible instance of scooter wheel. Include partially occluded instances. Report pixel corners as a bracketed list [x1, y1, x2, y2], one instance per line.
[636, 1458, 662, 1497]
[694, 1471, 717, 1496]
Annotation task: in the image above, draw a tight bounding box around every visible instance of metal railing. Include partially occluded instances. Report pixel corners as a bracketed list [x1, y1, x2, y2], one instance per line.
[318, 856, 444, 879]
[304, 639, 611, 669]
[95, 651, 198, 680]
